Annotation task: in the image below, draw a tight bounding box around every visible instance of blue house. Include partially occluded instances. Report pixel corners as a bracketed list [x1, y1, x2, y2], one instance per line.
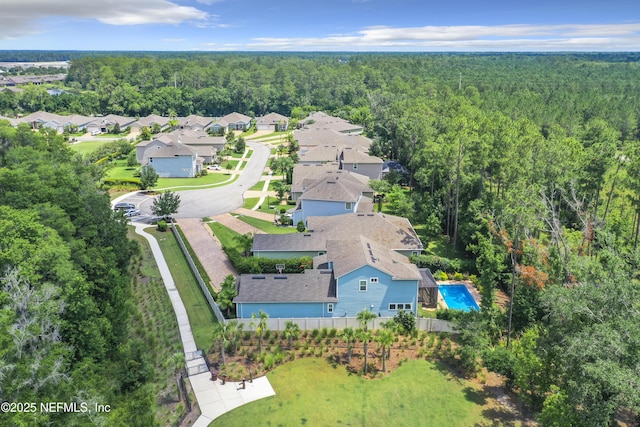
[292, 170, 373, 225]
[235, 236, 421, 319]
[142, 141, 202, 178]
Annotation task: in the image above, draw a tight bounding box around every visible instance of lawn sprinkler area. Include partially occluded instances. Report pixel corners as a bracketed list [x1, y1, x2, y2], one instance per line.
[438, 284, 480, 311]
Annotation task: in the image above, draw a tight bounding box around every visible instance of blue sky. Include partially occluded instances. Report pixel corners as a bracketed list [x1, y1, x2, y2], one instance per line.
[0, 0, 639, 51]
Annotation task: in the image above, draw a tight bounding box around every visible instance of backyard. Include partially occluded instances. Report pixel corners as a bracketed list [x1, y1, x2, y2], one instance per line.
[210, 357, 524, 427]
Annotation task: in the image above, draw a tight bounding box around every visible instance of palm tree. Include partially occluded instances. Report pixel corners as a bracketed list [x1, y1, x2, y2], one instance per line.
[212, 322, 228, 365]
[358, 328, 373, 375]
[217, 274, 238, 316]
[226, 319, 243, 355]
[357, 308, 378, 332]
[234, 232, 253, 257]
[283, 321, 300, 350]
[338, 327, 357, 364]
[169, 352, 186, 402]
[374, 329, 395, 372]
[254, 310, 269, 353]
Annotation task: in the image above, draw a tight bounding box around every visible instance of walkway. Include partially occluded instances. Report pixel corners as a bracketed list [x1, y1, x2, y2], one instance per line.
[133, 222, 275, 425]
[175, 218, 238, 291]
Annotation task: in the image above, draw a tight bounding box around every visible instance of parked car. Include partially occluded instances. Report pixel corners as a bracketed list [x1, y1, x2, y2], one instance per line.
[124, 209, 141, 217]
[207, 164, 222, 171]
[114, 202, 135, 211]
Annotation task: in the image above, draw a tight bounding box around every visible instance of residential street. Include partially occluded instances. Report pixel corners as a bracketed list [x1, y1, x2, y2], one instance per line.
[134, 141, 271, 219]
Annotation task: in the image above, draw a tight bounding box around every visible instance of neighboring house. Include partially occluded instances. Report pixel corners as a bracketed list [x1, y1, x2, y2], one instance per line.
[234, 269, 337, 319]
[291, 163, 340, 201]
[86, 114, 136, 134]
[177, 114, 214, 131]
[131, 114, 170, 131]
[14, 111, 92, 133]
[299, 111, 363, 135]
[298, 145, 341, 165]
[168, 129, 226, 163]
[236, 235, 420, 319]
[142, 141, 202, 178]
[255, 112, 289, 131]
[252, 212, 423, 259]
[211, 112, 252, 132]
[292, 170, 373, 225]
[136, 136, 171, 163]
[294, 128, 371, 150]
[339, 147, 383, 180]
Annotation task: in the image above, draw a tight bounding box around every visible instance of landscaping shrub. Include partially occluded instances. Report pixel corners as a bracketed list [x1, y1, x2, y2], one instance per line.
[157, 220, 167, 232]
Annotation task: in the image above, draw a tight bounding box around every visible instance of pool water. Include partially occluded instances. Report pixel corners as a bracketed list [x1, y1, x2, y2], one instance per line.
[438, 284, 480, 311]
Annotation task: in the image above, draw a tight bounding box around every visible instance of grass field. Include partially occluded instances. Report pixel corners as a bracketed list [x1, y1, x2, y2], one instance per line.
[148, 227, 217, 349]
[68, 140, 106, 156]
[236, 215, 298, 234]
[210, 358, 494, 427]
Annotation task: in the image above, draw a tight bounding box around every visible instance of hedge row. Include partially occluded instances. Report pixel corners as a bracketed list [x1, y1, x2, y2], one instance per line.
[103, 178, 142, 189]
[225, 247, 312, 274]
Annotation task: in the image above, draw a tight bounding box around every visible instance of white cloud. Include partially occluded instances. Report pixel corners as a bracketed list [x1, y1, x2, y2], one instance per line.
[247, 23, 640, 51]
[0, 0, 208, 39]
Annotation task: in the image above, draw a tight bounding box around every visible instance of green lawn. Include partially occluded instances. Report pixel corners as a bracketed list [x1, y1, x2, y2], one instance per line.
[242, 197, 261, 210]
[236, 215, 298, 234]
[68, 140, 106, 156]
[148, 227, 217, 349]
[208, 221, 243, 251]
[248, 180, 275, 191]
[105, 160, 236, 190]
[211, 358, 493, 427]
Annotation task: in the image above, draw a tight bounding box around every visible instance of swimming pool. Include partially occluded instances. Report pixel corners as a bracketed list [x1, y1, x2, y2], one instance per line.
[438, 284, 480, 311]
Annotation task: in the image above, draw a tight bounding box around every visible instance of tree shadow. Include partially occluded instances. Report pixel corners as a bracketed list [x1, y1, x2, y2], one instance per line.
[463, 386, 487, 405]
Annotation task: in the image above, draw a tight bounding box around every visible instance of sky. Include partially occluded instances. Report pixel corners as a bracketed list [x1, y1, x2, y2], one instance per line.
[0, 0, 639, 52]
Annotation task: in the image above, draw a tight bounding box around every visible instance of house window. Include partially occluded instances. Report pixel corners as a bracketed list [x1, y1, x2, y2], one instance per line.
[389, 303, 412, 311]
[149, 157, 153, 163]
[345, 202, 353, 210]
[353, 163, 358, 170]
[370, 277, 378, 284]
[412, 250, 420, 256]
[359, 280, 367, 292]
[327, 303, 334, 313]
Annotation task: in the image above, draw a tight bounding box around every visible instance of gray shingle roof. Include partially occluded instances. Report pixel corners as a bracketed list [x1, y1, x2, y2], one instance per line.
[234, 269, 337, 303]
[252, 232, 326, 252]
[306, 213, 423, 252]
[299, 170, 371, 202]
[326, 236, 421, 280]
[256, 112, 288, 126]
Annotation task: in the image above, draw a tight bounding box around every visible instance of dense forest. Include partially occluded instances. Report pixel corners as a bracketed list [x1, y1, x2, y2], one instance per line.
[2, 52, 640, 425]
[0, 124, 158, 424]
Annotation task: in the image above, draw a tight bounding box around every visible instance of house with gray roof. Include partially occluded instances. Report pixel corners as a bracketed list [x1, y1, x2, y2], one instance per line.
[234, 269, 337, 318]
[235, 235, 421, 319]
[255, 112, 289, 131]
[292, 170, 373, 225]
[86, 114, 136, 134]
[299, 111, 363, 135]
[339, 147, 383, 180]
[210, 112, 252, 132]
[140, 140, 202, 178]
[251, 212, 423, 259]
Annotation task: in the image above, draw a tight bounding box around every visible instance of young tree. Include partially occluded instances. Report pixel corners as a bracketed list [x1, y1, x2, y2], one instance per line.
[217, 275, 238, 317]
[338, 327, 357, 364]
[356, 308, 377, 332]
[358, 328, 374, 375]
[140, 165, 159, 190]
[253, 310, 269, 354]
[126, 149, 138, 167]
[283, 321, 300, 350]
[151, 190, 181, 219]
[272, 180, 289, 201]
[234, 136, 246, 154]
[234, 232, 253, 257]
[211, 322, 228, 365]
[374, 329, 395, 372]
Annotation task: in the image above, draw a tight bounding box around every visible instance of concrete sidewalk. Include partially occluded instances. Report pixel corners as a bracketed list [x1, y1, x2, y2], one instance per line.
[133, 222, 276, 426]
[190, 374, 275, 427]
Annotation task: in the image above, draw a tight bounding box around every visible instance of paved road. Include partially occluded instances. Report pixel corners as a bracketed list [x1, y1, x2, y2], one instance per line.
[135, 141, 271, 219]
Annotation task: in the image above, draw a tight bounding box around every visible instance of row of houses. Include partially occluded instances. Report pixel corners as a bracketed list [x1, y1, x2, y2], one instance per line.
[0, 74, 66, 86]
[231, 113, 428, 320]
[0, 111, 289, 135]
